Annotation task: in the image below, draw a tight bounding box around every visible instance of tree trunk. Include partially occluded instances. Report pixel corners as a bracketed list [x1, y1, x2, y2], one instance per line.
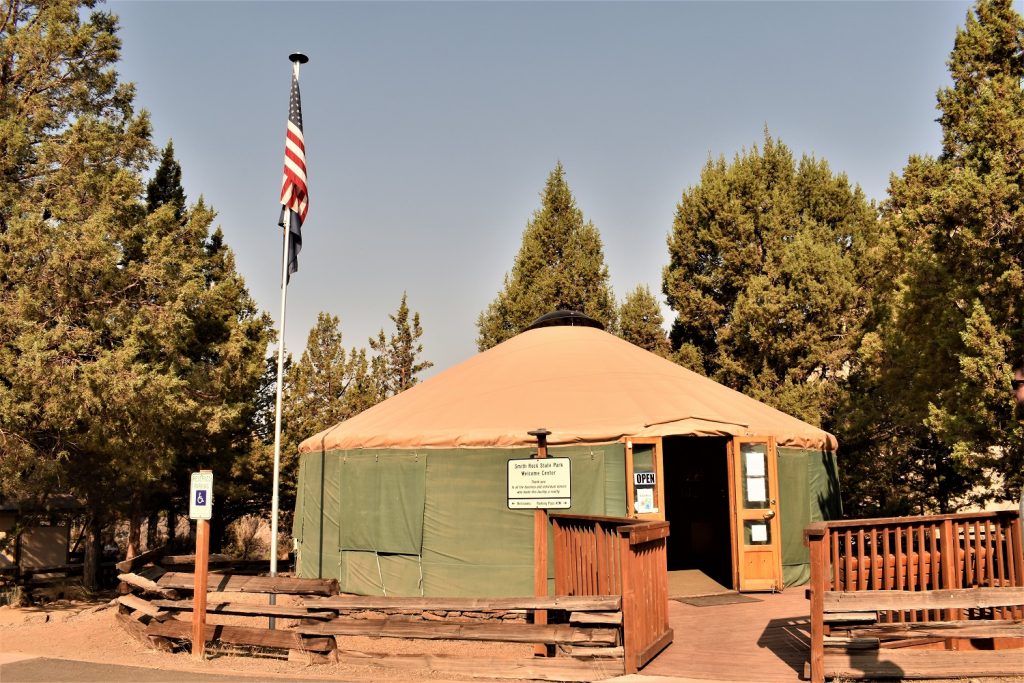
[146, 510, 159, 550]
[210, 513, 224, 554]
[127, 514, 141, 559]
[167, 509, 177, 549]
[126, 496, 142, 559]
[82, 515, 102, 591]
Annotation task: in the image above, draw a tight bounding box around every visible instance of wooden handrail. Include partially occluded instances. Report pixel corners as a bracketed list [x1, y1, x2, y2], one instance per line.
[818, 509, 1018, 530]
[619, 521, 670, 546]
[549, 514, 670, 531]
[551, 514, 673, 674]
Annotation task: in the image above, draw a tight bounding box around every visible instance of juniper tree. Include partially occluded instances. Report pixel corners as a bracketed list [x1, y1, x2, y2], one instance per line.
[477, 163, 616, 349]
[662, 132, 882, 428]
[146, 140, 186, 220]
[839, 0, 1024, 514]
[617, 285, 670, 357]
[0, 1, 272, 582]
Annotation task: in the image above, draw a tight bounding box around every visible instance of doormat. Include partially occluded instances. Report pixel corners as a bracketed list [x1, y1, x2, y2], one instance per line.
[675, 593, 763, 607]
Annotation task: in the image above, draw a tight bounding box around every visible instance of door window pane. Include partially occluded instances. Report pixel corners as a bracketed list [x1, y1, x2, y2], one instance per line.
[744, 520, 771, 545]
[632, 444, 658, 514]
[740, 443, 770, 509]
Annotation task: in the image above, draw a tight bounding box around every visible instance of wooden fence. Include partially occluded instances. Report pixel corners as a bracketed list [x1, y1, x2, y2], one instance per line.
[805, 509, 1024, 682]
[0, 560, 118, 588]
[551, 514, 672, 674]
[813, 510, 1022, 622]
[116, 558, 630, 680]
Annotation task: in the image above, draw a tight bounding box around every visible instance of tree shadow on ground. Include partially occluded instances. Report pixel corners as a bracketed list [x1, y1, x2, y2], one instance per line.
[756, 614, 813, 677]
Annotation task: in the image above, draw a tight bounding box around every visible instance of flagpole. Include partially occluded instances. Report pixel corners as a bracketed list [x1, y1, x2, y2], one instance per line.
[270, 53, 307, 624]
[270, 213, 290, 584]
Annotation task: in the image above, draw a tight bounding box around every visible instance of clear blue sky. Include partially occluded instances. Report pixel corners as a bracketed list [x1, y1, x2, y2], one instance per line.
[110, 0, 973, 375]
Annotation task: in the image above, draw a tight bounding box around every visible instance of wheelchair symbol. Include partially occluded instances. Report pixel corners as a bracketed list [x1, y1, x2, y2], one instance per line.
[195, 490, 207, 506]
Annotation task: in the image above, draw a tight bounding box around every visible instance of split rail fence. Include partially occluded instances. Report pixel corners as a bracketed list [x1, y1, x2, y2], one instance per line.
[805, 509, 1024, 682]
[114, 515, 672, 681]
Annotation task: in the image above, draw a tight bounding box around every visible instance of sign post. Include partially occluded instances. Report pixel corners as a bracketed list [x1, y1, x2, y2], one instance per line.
[526, 429, 554, 657]
[189, 470, 213, 660]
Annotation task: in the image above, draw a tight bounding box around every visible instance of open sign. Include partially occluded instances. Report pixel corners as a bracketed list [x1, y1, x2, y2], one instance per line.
[634, 472, 656, 486]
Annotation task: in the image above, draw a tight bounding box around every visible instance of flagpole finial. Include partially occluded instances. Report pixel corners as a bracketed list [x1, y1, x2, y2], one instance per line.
[289, 53, 309, 65]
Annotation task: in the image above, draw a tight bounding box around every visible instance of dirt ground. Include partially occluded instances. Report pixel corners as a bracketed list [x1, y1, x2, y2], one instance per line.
[0, 595, 539, 682]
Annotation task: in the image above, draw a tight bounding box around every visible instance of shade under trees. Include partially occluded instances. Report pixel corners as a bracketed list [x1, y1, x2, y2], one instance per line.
[477, 163, 616, 350]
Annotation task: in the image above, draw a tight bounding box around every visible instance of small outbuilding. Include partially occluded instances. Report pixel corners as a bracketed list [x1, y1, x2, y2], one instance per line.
[293, 314, 840, 596]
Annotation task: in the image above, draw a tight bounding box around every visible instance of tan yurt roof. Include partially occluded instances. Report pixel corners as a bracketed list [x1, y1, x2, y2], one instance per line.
[300, 325, 837, 453]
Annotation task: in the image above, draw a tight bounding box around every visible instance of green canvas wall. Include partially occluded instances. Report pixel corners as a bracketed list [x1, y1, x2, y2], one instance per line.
[778, 447, 842, 586]
[293, 441, 839, 594]
[293, 443, 627, 596]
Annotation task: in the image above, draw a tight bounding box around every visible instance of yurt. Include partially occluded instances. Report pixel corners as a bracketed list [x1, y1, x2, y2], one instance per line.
[292, 312, 840, 596]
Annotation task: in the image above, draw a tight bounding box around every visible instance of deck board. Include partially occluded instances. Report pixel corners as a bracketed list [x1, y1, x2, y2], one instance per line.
[641, 589, 810, 681]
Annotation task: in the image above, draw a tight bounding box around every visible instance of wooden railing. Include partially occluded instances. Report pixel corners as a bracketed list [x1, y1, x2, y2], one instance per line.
[551, 514, 673, 674]
[813, 510, 1022, 622]
[805, 509, 1024, 682]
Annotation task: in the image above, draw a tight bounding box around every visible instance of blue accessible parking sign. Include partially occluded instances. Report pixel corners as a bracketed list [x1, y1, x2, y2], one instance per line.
[189, 470, 213, 520]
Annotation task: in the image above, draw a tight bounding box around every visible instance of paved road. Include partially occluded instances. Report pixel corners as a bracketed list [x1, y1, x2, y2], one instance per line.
[0, 654, 342, 683]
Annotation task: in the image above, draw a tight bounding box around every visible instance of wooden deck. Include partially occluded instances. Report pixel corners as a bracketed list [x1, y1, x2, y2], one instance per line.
[640, 589, 810, 681]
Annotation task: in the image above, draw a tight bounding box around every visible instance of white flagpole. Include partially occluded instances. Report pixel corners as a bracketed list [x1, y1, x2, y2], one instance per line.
[270, 53, 305, 625]
[270, 211, 290, 583]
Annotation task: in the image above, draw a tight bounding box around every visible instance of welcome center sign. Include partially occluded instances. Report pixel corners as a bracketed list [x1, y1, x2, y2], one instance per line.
[507, 457, 571, 509]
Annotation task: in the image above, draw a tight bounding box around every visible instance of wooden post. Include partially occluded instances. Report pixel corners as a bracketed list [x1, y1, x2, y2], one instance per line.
[805, 522, 827, 683]
[1010, 511, 1023, 619]
[619, 528, 638, 674]
[528, 428, 552, 657]
[192, 518, 209, 660]
[940, 518, 960, 621]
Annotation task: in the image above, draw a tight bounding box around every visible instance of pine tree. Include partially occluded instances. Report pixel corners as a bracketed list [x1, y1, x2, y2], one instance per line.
[370, 293, 433, 397]
[840, 0, 1024, 513]
[662, 132, 883, 427]
[477, 163, 617, 349]
[617, 285, 670, 357]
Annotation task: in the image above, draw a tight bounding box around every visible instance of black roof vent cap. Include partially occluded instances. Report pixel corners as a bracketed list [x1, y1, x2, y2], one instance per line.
[524, 310, 605, 332]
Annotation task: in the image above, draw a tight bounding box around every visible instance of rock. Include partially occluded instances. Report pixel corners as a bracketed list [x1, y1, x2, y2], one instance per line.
[421, 611, 447, 621]
[353, 610, 386, 620]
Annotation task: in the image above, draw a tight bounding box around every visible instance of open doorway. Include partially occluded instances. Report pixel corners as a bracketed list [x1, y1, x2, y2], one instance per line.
[662, 436, 733, 589]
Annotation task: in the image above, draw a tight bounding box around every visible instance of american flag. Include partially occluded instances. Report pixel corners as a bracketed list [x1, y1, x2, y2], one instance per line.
[279, 66, 307, 279]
